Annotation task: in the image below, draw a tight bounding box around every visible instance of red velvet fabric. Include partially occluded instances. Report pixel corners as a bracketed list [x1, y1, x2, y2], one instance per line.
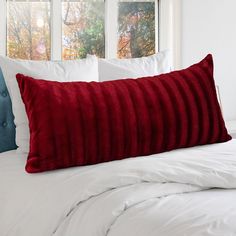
[17, 54, 231, 173]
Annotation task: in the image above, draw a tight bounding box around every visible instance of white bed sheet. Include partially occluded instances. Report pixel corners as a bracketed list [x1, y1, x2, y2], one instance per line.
[1, 140, 236, 236]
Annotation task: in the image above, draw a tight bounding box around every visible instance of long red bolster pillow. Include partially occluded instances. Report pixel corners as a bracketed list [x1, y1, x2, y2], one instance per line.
[16, 54, 231, 173]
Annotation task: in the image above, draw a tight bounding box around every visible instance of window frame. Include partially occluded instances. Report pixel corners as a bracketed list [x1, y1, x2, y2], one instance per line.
[0, 0, 181, 68]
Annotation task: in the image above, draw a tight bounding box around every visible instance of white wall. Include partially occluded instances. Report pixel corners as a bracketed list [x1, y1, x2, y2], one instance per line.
[181, 0, 236, 121]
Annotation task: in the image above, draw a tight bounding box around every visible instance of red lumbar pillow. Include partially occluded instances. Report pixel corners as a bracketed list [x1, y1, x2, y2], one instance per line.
[16, 55, 231, 173]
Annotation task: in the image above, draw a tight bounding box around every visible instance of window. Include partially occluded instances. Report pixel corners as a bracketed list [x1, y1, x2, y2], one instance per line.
[0, 1, 181, 67]
[118, 0, 155, 58]
[7, 0, 51, 60]
[1, 0, 182, 67]
[62, 0, 105, 60]
[2, 0, 158, 60]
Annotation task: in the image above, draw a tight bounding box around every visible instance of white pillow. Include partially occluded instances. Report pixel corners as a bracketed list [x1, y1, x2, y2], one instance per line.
[0, 56, 99, 153]
[94, 50, 172, 82]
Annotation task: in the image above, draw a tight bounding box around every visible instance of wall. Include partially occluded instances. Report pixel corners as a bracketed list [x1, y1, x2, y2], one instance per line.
[181, 0, 236, 121]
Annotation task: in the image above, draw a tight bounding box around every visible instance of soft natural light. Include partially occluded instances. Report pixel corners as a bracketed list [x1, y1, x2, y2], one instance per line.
[6, 1, 51, 60]
[36, 18, 44, 28]
[5, 0, 157, 60]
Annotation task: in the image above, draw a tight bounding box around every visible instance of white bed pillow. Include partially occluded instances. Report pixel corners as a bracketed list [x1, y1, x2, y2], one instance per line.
[0, 56, 98, 153]
[93, 50, 172, 82]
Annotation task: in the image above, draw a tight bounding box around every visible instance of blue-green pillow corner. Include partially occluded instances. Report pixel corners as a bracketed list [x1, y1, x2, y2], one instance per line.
[0, 67, 17, 153]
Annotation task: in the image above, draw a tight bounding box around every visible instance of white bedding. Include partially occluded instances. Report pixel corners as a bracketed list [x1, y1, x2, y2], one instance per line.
[1, 140, 236, 236]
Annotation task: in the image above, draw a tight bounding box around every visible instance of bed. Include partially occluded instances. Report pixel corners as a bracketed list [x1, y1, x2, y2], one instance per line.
[1, 54, 236, 236]
[1, 141, 236, 236]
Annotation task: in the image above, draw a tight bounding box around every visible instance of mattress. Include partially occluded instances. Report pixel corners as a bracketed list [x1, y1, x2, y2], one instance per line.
[1, 140, 236, 236]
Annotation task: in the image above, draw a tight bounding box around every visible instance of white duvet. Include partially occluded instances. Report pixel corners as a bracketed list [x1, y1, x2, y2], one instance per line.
[1, 140, 236, 236]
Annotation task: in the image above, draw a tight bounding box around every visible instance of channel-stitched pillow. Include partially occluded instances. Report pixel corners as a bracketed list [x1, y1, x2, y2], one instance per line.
[16, 54, 231, 173]
[0, 56, 98, 154]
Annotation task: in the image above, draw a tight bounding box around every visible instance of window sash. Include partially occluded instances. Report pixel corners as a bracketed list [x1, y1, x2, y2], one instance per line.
[0, 0, 181, 68]
[51, 0, 62, 60]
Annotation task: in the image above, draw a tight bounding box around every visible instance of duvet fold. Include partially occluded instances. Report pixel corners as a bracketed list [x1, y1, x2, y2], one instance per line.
[1, 142, 236, 236]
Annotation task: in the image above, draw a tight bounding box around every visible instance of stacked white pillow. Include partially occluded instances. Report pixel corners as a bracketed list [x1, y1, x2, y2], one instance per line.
[94, 50, 172, 82]
[0, 50, 172, 154]
[0, 56, 99, 153]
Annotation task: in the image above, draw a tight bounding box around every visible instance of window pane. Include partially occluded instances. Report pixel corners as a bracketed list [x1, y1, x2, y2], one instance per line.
[7, 1, 51, 60]
[118, 0, 156, 58]
[62, 0, 105, 60]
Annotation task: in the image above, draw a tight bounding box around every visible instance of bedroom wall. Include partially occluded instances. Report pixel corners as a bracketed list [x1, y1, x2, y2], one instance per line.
[181, 0, 236, 121]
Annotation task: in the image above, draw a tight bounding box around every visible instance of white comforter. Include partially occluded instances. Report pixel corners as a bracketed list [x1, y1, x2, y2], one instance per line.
[1, 140, 236, 236]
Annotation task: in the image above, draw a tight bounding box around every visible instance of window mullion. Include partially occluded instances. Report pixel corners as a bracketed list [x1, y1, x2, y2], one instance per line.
[159, 0, 181, 69]
[155, 0, 159, 53]
[105, 0, 118, 59]
[51, 0, 62, 60]
[0, 0, 7, 56]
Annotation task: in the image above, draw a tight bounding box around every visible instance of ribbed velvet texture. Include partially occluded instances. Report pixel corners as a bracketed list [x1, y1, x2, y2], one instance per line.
[16, 54, 231, 173]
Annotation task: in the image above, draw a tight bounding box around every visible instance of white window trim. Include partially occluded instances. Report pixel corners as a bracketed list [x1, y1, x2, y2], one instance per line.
[0, 0, 181, 68]
[159, 0, 182, 69]
[105, 0, 118, 59]
[0, 0, 6, 56]
[51, 0, 62, 60]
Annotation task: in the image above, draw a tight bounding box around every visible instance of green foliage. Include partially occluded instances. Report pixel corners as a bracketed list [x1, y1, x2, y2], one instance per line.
[118, 2, 155, 58]
[62, 2, 105, 59]
[8, 1, 155, 60]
